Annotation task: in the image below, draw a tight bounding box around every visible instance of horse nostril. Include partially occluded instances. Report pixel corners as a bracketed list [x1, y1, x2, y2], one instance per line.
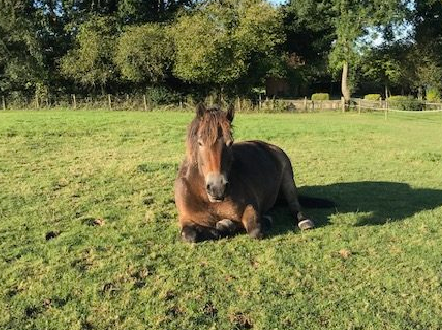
[206, 184, 211, 191]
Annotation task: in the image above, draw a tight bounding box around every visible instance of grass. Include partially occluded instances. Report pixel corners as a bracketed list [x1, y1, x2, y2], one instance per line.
[1, 109, 442, 330]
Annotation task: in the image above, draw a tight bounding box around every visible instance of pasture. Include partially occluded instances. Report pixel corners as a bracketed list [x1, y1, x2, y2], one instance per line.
[1, 110, 442, 330]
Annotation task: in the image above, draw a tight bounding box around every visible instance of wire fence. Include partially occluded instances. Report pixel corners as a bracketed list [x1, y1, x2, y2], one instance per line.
[352, 98, 442, 119]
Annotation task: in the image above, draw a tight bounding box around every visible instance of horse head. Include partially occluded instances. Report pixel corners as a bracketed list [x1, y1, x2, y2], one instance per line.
[186, 103, 235, 202]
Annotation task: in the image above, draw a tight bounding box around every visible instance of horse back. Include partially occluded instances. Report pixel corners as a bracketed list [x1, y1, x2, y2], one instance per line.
[230, 140, 291, 211]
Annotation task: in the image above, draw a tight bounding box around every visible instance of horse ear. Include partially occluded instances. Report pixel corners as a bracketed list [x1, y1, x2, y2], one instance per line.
[226, 104, 235, 123]
[196, 103, 206, 118]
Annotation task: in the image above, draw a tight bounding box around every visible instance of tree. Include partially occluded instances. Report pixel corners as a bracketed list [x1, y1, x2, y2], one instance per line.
[281, 0, 336, 87]
[410, 0, 442, 96]
[0, 1, 47, 99]
[170, 0, 283, 95]
[328, 0, 405, 104]
[60, 16, 118, 93]
[114, 24, 174, 84]
[360, 47, 402, 98]
[116, 0, 193, 24]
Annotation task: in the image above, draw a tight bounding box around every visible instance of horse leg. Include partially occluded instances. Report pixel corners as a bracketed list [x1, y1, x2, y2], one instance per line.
[241, 205, 264, 239]
[181, 223, 221, 243]
[176, 177, 221, 242]
[216, 219, 243, 237]
[280, 165, 315, 230]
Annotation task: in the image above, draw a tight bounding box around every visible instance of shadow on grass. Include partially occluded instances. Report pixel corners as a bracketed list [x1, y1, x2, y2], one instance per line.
[267, 181, 442, 235]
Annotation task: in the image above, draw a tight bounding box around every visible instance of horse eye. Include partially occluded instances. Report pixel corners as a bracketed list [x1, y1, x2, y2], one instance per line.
[198, 139, 203, 146]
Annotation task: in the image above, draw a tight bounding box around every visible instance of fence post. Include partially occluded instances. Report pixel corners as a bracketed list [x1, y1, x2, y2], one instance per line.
[108, 94, 112, 110]
[35, 95, 40, 109]
[72, 94, 77, 109]
[143, 95, 148, 111]
[2, 96, 5, 111]
[259, 94, 262, 111]
[236, 97, 241, 112]
[304, 97, 307, 112]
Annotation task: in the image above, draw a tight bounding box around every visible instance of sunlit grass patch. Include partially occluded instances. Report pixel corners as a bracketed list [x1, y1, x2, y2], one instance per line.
[1, 110, 442, 329]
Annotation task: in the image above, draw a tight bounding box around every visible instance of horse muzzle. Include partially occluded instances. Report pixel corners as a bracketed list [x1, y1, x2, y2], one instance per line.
[205, 173, 228, 202]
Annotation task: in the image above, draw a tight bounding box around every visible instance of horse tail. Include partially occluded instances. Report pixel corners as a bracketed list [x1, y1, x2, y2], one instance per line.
[298, 195, 336, 208]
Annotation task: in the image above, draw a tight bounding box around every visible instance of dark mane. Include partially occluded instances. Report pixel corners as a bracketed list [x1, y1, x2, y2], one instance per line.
[186, 106, 233, 164]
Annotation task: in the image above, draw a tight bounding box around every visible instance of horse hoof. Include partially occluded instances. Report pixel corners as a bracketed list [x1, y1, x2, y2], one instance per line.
[216, 219, 236, 233]
[298, 219, 315, 231]
[181, 227, 198, 243]
[248, 228, 264, 240]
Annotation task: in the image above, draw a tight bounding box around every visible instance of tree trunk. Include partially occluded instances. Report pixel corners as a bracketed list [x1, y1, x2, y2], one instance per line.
[341, 60, 351, 107]
[385, 84, 389, 99]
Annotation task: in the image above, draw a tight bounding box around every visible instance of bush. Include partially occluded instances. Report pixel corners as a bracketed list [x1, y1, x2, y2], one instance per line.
[364, 94, 381, 101]
[311, 93, 329, 101]
[388, 95, 422, 111]
[146, 86, 181, 105]
[427, 88, 441, 102]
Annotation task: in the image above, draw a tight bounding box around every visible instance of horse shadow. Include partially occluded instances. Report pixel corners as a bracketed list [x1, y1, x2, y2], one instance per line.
[267, 181, 442, 236]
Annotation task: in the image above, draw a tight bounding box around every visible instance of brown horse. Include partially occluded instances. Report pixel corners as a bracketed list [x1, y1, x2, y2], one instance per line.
[174, 103, 315, 242]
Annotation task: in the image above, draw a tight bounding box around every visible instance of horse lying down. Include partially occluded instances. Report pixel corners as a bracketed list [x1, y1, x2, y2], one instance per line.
[174, 103, 334, 243]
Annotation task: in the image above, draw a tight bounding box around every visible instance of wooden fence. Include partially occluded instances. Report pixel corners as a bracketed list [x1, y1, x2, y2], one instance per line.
[0, 94, 346, 112]
[2, 94, 442, 115]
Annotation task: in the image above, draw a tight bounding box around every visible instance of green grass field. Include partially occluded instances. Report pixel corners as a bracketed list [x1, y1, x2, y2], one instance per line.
[1, 110, 442, 330]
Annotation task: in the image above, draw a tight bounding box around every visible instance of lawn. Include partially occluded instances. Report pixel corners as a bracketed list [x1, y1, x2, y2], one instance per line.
[1, 109, 442, 330]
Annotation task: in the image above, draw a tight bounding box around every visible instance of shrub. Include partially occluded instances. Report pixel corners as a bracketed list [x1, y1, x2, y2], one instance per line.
[311, 93, 329, 101]
[427, 88, 441, 102]
[364, 94, 381, 101]
[388, 95, 422, 111]
[146, 86, 181, 105]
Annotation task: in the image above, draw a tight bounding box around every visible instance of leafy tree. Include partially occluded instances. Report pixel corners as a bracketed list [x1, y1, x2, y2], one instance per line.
[114, 24, 174, 84]
[0, 1, 46, 99]
[328, 0, 405, 103]
[281, 0, 336, 86]
[170, 0, 283, 94]
[360, 47, 402, 98]
[116, 0, 193, 24]
[413, 53, 442, 97]
[410, 0, 442, 96]
[60, 16, 118, 93]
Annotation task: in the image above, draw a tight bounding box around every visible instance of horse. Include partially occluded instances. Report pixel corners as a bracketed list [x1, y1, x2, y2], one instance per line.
[174, 103, 317, 243]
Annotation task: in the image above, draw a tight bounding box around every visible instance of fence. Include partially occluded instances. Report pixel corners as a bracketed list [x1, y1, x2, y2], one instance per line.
[352, 98, 442, 119]
[0, 94, 347, 112]
[1, 94, 442, 116]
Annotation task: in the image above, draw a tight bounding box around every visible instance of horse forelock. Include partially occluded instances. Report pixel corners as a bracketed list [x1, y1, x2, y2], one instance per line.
[186, 108, 233, 164]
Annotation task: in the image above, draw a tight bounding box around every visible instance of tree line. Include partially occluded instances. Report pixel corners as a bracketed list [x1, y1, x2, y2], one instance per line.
[1, 0, 441, 104]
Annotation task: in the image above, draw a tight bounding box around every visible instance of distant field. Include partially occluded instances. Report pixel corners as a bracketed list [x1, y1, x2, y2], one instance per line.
[1, 110, 442, 330]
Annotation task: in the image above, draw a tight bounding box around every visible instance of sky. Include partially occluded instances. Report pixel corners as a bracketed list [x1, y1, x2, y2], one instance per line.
[269, 0, 286, 5]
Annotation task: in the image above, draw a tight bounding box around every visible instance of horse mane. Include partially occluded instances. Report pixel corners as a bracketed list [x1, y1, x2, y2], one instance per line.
[186, 105, 233, 164]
